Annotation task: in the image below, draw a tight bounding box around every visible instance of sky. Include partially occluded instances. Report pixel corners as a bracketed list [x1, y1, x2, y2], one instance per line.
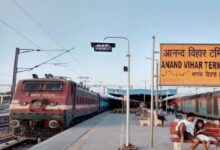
[1, 0, 220, 94]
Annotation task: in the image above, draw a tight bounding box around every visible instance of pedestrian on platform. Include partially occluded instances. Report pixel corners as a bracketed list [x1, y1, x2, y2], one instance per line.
[171, 103, 175, 114]
[176, 112, 200, 150]
[157, 106, 166, 127]
[167, 105, 171, 114]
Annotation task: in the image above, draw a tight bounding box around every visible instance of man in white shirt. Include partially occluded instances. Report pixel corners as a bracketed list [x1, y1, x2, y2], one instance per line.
[176, 112, 200, 150]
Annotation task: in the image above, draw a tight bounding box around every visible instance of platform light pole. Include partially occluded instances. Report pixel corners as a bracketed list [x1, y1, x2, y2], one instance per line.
[146, 57, 159, 113]
[91, 37, 135, 149]
[150, 36, 155, 148]
[103, 37, 135, 149]
[150, 36, 159, 148]
[155, 60, 159, 113]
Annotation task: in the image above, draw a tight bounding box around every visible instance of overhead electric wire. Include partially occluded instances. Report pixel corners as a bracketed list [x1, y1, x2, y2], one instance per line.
[0, 18, 41, 49]
[18, 48, 73, 73]
[0, 17, 61, 64]
[0, 17, 76, 75]
[1, 1, 78, 77]
[11, 0, 64, 49]
[11, 0, 86, 79]
[11, 0, 66, 63]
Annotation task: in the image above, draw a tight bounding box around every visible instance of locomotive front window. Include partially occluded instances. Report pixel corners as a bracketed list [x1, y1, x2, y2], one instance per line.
[23, 82, 41, 91]
[44, 82, 62, 91]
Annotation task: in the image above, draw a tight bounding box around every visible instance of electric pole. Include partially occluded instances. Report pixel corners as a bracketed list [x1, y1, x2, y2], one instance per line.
[11, 48, 19, 99]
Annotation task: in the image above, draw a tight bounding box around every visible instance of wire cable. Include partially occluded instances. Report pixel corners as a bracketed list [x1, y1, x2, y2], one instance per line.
[11, 0, 64, 49]
[18, 48, 74, 73]
[0, 18, 41, 49]
[0, 14, 76, 76]
[11, 0, 66, 63]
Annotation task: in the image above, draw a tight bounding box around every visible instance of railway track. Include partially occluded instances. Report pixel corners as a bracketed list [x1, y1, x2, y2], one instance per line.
[0, 113, 32, 150]
[0, 115, 9, 133]
[0, 123, 8, 128]
[0, 135, 35, 150]
[0, 136, 15, 145]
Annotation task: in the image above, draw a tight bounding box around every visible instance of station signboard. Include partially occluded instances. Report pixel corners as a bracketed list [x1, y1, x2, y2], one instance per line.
[160, 44, 220, 86]
[91, 42, 115, 52]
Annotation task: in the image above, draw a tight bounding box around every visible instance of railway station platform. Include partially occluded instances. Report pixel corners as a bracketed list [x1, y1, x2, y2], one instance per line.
[29, 111, 217, 150]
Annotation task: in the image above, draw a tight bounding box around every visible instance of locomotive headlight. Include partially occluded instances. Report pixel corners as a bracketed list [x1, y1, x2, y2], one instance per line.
[49, 120, 59, 128]
[10, 120, 20, 128]
[20, 102, 27, 106]
[49, 102, 57, 106]
[33, 100, 42, 107]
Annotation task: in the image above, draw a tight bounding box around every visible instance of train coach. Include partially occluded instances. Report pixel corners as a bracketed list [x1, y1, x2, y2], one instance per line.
[162, 91, 220, 119]
[9, 74, 108, 138]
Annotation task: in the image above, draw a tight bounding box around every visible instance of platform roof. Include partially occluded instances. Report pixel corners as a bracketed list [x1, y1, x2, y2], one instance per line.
[107, 88, 177, 96]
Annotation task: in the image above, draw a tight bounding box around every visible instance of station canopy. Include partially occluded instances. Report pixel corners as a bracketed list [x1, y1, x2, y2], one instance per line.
[107, 88, 177, 102]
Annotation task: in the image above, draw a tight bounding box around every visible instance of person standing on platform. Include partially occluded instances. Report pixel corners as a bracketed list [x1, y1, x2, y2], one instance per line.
[157, 106, 166, 126]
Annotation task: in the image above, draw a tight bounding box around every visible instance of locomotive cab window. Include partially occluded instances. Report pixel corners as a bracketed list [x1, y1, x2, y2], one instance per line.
[23, 82, 41, 91]
[43, 82, 63, 91]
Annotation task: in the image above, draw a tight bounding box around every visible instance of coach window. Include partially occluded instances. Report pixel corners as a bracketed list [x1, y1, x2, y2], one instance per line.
[23, 82, 40, 91]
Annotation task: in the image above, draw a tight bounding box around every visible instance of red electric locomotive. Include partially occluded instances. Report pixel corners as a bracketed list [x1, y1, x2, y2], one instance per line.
[10, 74, 99, 138]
